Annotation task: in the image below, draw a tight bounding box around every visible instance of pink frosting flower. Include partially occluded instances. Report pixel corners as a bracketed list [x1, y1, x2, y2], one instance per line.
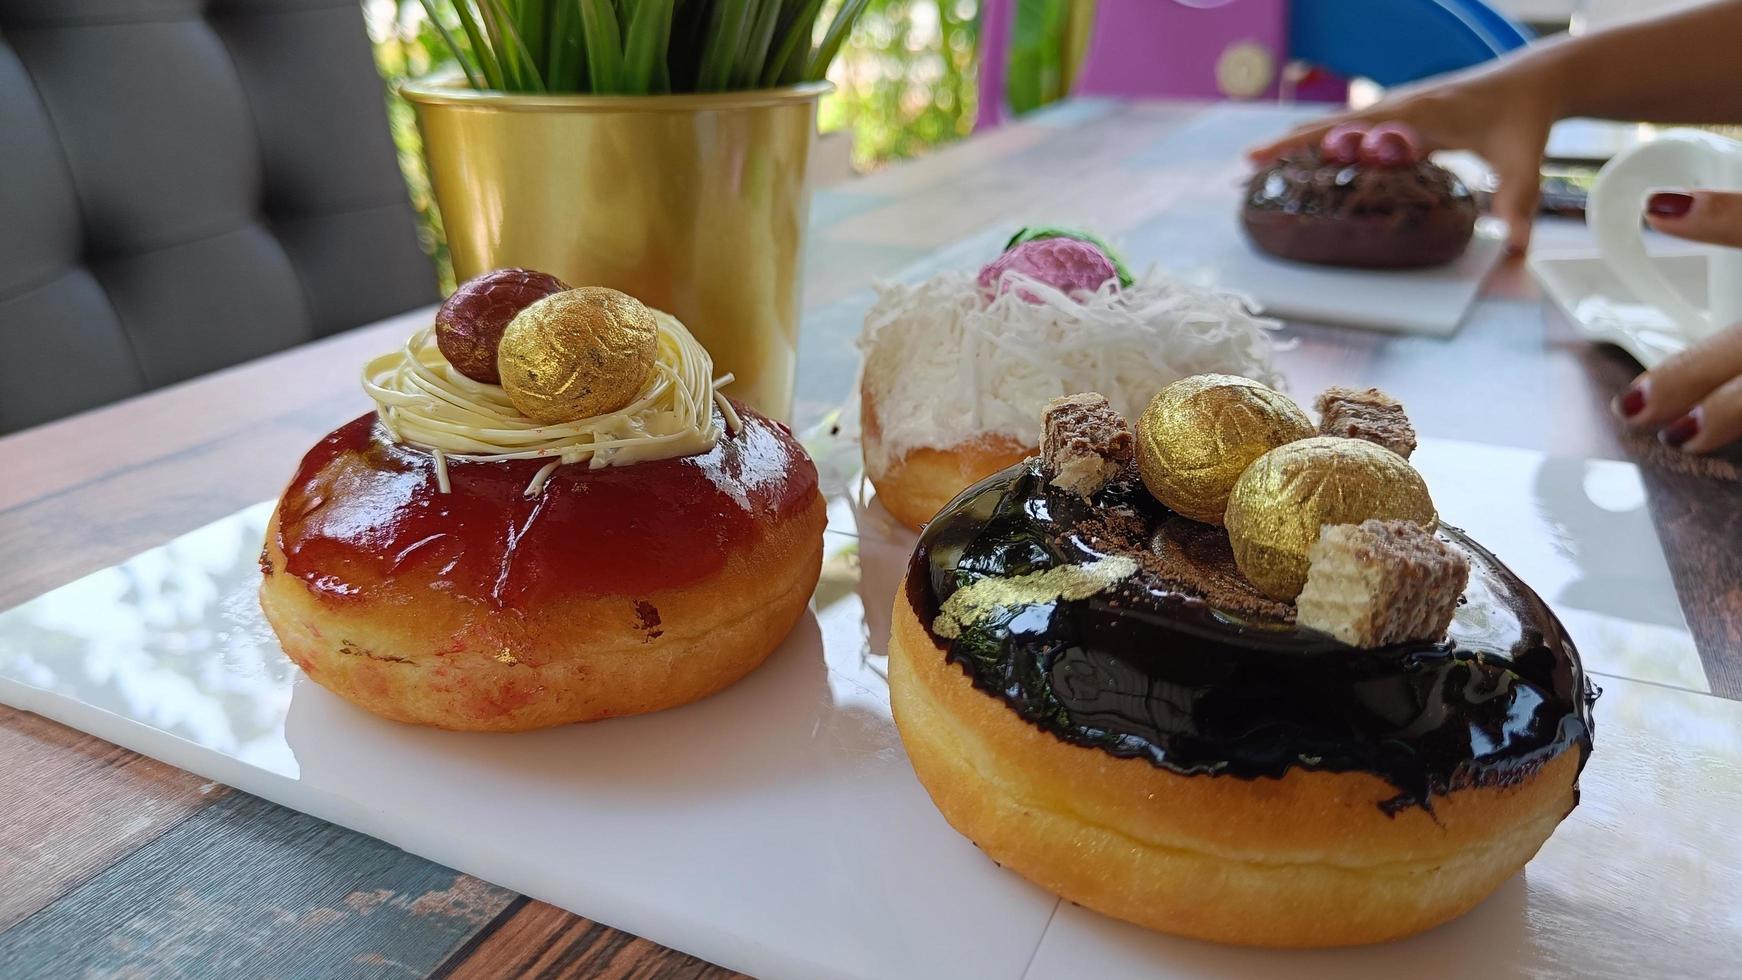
[978, 237, 1119, 303]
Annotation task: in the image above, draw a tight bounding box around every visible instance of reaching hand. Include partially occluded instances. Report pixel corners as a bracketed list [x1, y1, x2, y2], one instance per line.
[1248, 1, 1742, 256]
[1246, 63, 1557, 254]
[1614, 190, 1742, 454]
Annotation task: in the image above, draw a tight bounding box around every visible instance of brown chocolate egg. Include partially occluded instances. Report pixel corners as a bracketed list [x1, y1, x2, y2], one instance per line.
[435, 268, 569, 384]
[1225, 436, 1437, 600]
[498, 287, 659, 424]
[1136, 375, 1314, 524]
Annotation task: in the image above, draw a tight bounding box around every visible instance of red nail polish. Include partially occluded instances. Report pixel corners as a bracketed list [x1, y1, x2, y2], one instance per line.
[1647, 192, 1694, 218]
[1616, 384, 1647, 418]
[1660, 412, 1700, 448]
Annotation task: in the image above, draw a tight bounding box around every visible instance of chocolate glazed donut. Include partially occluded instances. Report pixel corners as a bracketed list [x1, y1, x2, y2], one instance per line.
[888, 459, 1595, 947]
[1241, 149, 1479, 269]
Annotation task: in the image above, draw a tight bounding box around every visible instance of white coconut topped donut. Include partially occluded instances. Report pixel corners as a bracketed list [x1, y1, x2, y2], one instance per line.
[857, 229, 1285, 528]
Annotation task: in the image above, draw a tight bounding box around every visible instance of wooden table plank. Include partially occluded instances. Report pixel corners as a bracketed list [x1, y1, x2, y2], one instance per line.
[0, 706, 225, 931]
[0, 793, 517, 978]
[0, 312, 423, 516]
[3, 98, 1739, 977]
[435, 900, 741, 980]
[0, 410, 357, 610]
[1631, 443, 1742, 699]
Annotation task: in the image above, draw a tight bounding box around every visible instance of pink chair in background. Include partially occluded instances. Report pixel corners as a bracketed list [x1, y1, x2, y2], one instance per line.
[1075, 0, 1292, 102]
[978, 0, 1293, 130]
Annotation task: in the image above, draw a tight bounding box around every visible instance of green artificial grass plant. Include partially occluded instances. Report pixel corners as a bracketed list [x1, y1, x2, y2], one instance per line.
[418, 0, 871, 94]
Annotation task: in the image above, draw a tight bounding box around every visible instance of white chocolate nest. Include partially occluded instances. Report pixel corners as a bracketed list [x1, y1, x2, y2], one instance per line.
[363, 310, 738, 495]
[858, 267, 1285, 472]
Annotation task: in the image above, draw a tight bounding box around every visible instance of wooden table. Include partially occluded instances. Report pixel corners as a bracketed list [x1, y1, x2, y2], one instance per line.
[2, 99, 1738, 978]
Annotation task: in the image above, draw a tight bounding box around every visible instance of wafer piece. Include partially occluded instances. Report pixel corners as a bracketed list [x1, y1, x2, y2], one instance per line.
[1316, 386, 1417, 459]
[1296, 519, 1468, 648]
[1042, 393, 1134, 499]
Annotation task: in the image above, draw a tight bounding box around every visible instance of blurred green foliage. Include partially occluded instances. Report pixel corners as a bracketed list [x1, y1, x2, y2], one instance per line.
[819, 0, 980, 168]
[1006, 0, 1066, 114]
[369, 3, 456, 290]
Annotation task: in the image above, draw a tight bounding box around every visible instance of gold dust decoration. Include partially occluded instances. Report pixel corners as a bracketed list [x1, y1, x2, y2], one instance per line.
[499, 287, 659, 424]
[1136, 374, 1314, 524]
[933, 556, 1139, 639]
[1225, 436, 1437, 601]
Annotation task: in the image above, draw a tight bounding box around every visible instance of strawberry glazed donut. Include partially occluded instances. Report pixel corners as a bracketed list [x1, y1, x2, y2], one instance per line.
[260, 273, 825, 731]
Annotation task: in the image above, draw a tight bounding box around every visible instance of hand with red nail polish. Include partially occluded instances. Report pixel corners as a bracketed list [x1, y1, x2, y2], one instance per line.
[1617, 324, 1742, 454]
[1659, 410, 1701, 449]
[1612, 380, 1648, 420]
[1245, 68, 1553, 253]
[1643, 190, 1742, 248]
[1646, 192, 1693, 218]
[1617, 182, 1742, 453]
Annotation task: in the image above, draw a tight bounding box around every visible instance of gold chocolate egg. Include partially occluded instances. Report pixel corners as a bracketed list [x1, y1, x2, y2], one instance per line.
[498, 287, 659, 424]
[1135, 374, 1314, 524]
[1225, 436, 1437, 600]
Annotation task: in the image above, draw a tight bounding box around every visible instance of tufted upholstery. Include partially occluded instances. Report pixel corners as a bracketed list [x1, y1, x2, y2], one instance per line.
[0, 0, 436, 434]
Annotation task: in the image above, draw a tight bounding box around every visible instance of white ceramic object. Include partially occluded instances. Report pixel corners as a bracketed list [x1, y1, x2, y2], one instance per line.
[1588, 128, 1742, 342]
[0, 438, 1730, 978]
[1530, 250, 1703, 368]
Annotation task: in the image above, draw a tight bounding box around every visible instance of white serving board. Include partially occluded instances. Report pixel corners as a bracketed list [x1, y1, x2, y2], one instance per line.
[1225, 224, 1506, 336]
[1132, 215, 1508, 337]
[0, 437, 1734, 978]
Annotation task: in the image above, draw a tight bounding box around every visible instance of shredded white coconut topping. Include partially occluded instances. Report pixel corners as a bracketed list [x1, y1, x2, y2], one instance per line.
[363, 310, 734, 495]
[858, 268, 1285, 472]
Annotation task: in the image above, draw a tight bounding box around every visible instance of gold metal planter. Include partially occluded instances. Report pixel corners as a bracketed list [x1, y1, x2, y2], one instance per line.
[402, 80, 830, 420]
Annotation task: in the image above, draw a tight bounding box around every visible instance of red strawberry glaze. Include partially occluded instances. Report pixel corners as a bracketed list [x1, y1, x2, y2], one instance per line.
[273, 404, 818, 608]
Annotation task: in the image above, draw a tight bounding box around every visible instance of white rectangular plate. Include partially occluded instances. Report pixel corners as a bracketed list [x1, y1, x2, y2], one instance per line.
[0, 438, 1732, 978]
[1219, 227, 1508, 336]
[1133, 217, 1508, 336]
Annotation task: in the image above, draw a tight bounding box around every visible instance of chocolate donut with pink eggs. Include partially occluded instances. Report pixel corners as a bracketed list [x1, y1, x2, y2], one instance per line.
[1242, 124, 1478, 269]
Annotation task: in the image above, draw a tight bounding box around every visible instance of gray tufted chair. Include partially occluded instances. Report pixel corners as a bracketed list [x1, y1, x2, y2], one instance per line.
[0, 0, 437, 434]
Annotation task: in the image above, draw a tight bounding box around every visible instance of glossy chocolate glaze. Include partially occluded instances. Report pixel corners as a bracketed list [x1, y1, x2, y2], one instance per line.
[1244, 149, 1475, 218]
[907, 460, 1595, 811]
[274, 405, 817, 608]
